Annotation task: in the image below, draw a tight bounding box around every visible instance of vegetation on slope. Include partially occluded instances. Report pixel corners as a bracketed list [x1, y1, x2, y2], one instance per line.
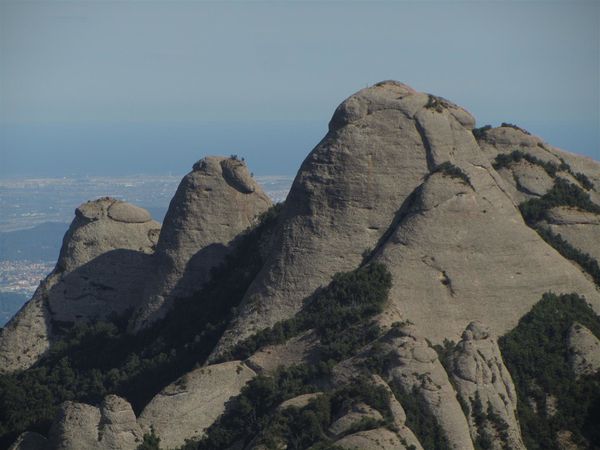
[181, 370, 394, 450]
[173, 262, 393, 449]
[519, 177, 600, 225]
[431, 161, 471, 186]
[493, 149, 593, 190]
[221, 262, 392, 363]
[499, 293, 600, 449]
[0, 203, 283, 448]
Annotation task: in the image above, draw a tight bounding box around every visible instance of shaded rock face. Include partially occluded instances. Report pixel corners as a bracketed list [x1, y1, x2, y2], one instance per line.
[447, 322, 525, 450]
[138, 360, 256, 449]
[567, 322, 600, 377]
[0, 198, 160, 373]
[48, 395, 143, 450]
[130, 156, 271, 331]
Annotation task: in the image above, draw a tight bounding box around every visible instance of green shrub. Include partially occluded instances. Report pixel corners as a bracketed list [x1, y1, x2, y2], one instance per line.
[500, 122, 531, 135]
[536, 227, 600, 286]
[493, 150, 594, 191]
[472, 125, 492, 140]
[390, 383, 451, 450]
[192, 371, 393, 450]
[499, 292, 600, 449]
[431, 162, 471, 186]
[137, 428, 162, 450]
[224, 263, 392, 363]
[519, 178, 600, 225]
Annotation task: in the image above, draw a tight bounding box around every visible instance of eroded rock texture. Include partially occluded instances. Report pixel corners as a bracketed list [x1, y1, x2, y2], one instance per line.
[130, 156, 271, 331]
[0, 198, 160, 373]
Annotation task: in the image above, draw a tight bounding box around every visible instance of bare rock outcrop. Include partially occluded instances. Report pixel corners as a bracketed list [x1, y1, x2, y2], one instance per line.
[47, 395, 143, 450]
[477, 125, 600, 265]
[377, 325, 474, 450]
[213, 81, 473, 356]
[0, 198, 160, 373]
[567, 322, 600, 377]
[245, 330, 322, 374]
[214, 82, 600, 359]
[371, 157, 600, 344]
[138, 360, 256, 448]
[130, 156, 271, 331]
[333, 427, 409, 449]
[447, 322, 525, 449]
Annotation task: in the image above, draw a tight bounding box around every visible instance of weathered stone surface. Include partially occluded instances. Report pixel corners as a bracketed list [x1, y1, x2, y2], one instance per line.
[138, 361, 256, 448]
[48, 395, 143, 450]
[212, 81, 476, 357]
[0, 199, 160, 373]
[543, 207, 600, 266]
[478, 125, 600, 294]
[376, 325, 474, 450]
[277, 392, 323, 411]
[333, 427, 411, 449]
[130, 156, 271, 331]
[328, 403, 384, 438]
[370, 375, 423, 450]
[333, 325, 474, 449]
[567, 322, 600, 377]
[8, 432, 48, 450]
[509, 160, 555, 197]
[245, 330, 321, 374]
[372, 167, 600, 345]
[447, 322, 525, 449]
[107, 201, 152, 223]
[58, 198, 159, 273]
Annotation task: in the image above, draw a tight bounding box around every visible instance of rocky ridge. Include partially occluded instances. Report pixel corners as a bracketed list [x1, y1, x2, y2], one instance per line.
[130, 156, 271, 331]
[4, 81, 600, 449]
[0, 198, 161, 373]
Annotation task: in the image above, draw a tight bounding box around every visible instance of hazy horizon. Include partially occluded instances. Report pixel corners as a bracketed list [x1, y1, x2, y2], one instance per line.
[1, 1, 598, 177]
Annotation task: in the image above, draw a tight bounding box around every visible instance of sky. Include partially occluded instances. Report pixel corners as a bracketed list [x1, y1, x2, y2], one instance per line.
[0, 0, 598, 177]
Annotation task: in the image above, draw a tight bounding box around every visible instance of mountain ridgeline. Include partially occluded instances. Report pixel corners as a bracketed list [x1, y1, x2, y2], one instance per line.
[2, 81, 600, 450]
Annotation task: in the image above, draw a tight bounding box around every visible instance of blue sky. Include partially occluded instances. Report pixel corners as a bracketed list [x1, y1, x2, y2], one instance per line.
[1, 0, 598, 177]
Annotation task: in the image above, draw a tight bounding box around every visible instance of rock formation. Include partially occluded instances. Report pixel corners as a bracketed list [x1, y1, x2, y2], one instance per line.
[129, 156, 271, 331]
[567, 322, 600, 377]
[5, 81, 600, 450]
[213, 81, 600, 357]
[370, 324, 474, 450]
[47, 395, 143, 450]
[0, 198, 160, 373]
[447, 322, 525, 449]
[138, 361, 256, 449]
